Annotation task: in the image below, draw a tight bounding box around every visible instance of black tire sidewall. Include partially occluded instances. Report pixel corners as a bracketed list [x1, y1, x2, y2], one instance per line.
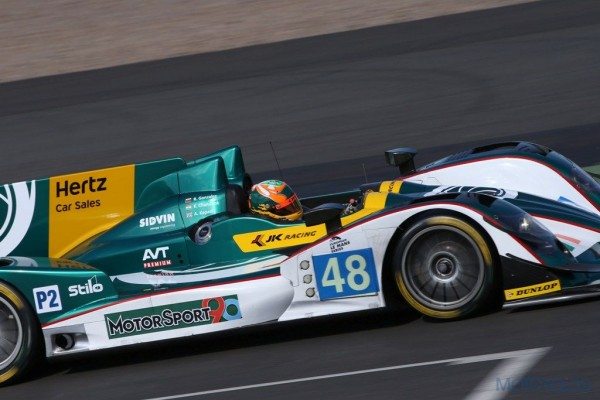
[0, 282, 40, 386]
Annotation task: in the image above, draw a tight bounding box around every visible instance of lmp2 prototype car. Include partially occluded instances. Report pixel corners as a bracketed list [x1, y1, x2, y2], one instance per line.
[0, 141, 599, 385]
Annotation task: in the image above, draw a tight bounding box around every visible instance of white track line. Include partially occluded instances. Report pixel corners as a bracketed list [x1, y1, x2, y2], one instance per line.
[459, 347, 550, 400]
[142, 347, 550, 400]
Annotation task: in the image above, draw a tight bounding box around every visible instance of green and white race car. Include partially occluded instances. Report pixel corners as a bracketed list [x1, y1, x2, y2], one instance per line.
[0, 142, 599, 385]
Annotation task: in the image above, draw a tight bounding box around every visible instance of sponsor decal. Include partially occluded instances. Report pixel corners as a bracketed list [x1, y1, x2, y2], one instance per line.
[139, 213, 176, 230]
[504, 280, 561, 301]
[142, 246, 172, 269]
[33, 285, 63, 314]
[425, 186, 518, 199]
[0, 181, 36, 257]
[55, 176, 107, 197]
[251, 231, 317, 246]
[68, 276, 104, 297]
[54, 199, 101, 212]
[49, 165, 135, 257]
[329, 236, 350, 253]
[273, 231, 315, 241]
[104, 295, 242, 339]
[234, 224, 327, 252]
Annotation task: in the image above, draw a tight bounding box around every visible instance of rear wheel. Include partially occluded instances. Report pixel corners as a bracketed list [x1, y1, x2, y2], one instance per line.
[0, 282, 40, 386]
[393, 215, 497, 319]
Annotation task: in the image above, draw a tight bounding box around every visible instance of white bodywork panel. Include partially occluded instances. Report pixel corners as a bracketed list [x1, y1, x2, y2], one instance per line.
[43, 275, 294, 356]
[406, 157, 599, 215]
[533, 216, 600, 257]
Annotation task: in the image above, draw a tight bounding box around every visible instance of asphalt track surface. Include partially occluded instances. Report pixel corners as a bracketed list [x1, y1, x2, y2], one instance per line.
[2, 0, 600, 398]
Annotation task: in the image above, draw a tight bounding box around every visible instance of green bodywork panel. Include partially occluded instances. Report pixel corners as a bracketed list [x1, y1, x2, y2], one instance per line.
[0, 146, 261, 324]
[0, 258, 118, 322]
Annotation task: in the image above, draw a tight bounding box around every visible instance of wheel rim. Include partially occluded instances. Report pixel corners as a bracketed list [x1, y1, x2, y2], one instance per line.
[401, 225, 485, 310]
[0, 297, 23, 370]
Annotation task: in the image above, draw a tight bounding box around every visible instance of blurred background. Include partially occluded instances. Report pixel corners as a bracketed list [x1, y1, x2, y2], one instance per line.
[2, 0, 576, 198]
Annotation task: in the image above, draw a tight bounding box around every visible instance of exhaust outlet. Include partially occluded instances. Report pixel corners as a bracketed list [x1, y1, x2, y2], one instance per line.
[55, 334, 75, 351]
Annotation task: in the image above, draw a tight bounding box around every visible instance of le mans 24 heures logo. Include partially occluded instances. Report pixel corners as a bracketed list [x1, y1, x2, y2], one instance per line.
[104, 295, 242, 339]
[0, 181, 36, 256]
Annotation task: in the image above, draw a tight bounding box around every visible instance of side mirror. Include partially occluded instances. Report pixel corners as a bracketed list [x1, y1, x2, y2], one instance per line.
[385, 147, 417, 175]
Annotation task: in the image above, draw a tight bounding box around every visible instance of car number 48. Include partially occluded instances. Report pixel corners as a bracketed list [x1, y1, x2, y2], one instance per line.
[313, 248, 379, 300]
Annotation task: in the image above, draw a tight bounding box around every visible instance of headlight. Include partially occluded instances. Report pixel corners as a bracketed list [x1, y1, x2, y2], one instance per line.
[504, 212, 573, 261]
[468, 194, 574, 266]
[511, 214, 553, 239]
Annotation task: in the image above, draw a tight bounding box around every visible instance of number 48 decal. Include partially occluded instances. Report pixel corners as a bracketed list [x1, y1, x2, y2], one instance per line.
[313, 248, 379, 300]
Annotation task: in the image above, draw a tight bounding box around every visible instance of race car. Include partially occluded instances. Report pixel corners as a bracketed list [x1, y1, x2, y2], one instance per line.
[0, 141, 599, 385]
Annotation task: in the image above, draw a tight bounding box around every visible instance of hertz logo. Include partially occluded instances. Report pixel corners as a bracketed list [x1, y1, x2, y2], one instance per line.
[55, 177, 107, 197]
[504, 280, 561, 301]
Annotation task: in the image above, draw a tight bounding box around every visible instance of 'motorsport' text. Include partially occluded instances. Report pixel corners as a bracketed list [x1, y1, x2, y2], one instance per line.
[104, 295, 242, 339]
[106, 307, 210, 337]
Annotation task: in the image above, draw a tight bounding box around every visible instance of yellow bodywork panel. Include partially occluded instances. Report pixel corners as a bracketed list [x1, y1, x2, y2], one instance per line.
[378, 180, 402, 194]
[234, 224, 328, 252]
[49, 165, 135, 257]
[341, 191, 389, 226]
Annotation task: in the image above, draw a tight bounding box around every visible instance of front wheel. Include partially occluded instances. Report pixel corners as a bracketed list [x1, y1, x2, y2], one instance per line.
[393, 215, 497, 319]
[0, 282, 40, 386]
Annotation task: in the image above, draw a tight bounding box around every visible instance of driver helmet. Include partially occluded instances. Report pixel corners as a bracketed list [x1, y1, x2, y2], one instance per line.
[249, 180, 303, 221]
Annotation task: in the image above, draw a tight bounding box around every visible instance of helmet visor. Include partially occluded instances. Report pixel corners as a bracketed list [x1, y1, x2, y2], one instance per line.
[272, 195, 302, 217]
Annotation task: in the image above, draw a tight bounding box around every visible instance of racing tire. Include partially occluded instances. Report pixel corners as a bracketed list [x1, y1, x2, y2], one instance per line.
[0, 282, 41, 386]
[392, 215, 497, 320]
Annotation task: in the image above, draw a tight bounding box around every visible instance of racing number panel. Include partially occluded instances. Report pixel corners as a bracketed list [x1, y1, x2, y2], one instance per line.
[312, 248, 380, 300]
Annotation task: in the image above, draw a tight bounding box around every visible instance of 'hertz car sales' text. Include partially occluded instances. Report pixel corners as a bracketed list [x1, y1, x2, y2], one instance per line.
[54, 176, 107, 212]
